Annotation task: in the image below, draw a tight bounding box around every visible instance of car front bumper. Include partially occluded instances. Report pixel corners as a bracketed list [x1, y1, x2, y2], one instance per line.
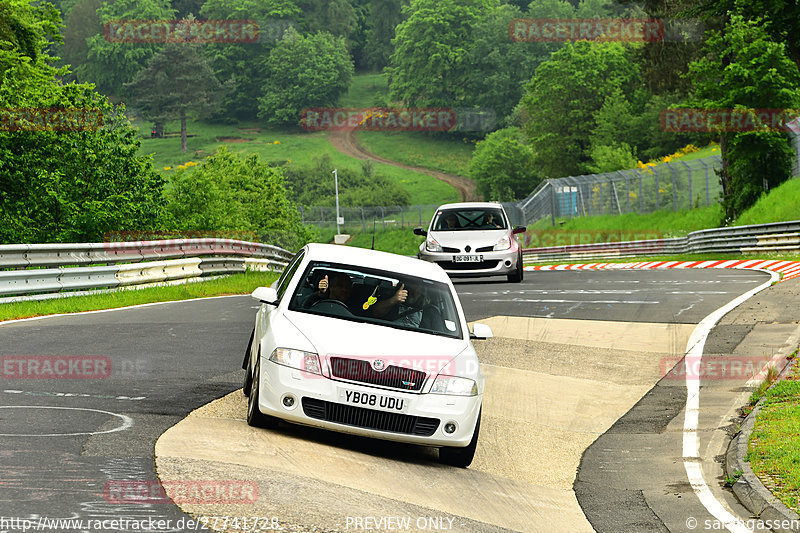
[417, 249, 520, 278]
[257, 359, 482, 447]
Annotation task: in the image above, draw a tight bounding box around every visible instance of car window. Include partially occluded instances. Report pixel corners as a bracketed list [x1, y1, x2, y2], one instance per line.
[432, 208, 507, 230]
[288, 261, 463, 339]
[275, 249, 305, 300]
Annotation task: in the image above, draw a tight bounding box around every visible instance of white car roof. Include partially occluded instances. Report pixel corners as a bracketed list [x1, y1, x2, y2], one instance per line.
[303, 243, 451, 283]
[435, 202, 505, 210]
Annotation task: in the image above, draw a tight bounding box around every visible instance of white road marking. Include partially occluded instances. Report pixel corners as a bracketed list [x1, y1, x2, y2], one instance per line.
[0, 405, 134, 437]
[0, 294, 246, 327]
[484, 299, 660, 304]
[681, 269, 778, 533]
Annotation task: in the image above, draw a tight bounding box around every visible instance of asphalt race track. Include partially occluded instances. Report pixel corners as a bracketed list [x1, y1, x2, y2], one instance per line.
[0, 269, 770, 532]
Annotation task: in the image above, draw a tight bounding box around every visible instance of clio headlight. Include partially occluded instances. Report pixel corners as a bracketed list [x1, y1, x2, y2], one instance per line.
[493, 235, 511, 251]
[426, 236, 443, 252]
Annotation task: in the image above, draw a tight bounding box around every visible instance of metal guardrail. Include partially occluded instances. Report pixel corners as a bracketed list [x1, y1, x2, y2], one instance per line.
[0, 239, 292, 299]
[523, 220, 800, 262]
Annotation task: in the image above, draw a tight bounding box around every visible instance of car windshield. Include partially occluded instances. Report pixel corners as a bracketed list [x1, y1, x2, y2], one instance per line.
[431, 208, 507, 231]
[288, 261, 463, 339]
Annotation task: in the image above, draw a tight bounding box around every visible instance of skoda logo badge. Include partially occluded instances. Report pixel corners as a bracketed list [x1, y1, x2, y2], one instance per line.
[371, 359, 386, 372]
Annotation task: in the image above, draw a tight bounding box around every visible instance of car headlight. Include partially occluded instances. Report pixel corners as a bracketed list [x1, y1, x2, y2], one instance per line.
[269, 348, 321, 375]
[430, 375, 478, 396]
[426, 236, 443, 252]
[493, 235, 511, 251]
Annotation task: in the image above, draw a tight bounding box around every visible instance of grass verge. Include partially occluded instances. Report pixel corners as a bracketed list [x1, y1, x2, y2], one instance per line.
[345, 228, 425, 256]
[0, 270, 279, 323]
[746, 359, 800, 514]
[528, 205, 724, 238]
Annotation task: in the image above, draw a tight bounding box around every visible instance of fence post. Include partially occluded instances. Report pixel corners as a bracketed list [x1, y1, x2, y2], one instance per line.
[638, 169, 643, 213]
[698, 157, 710, 206]
[550, 182, 557, 227]
[400, 205, 404, 227]
[665, 163, 677, 211]
[298, 205, 305, 224]
[680, 161, 692, 209]
[655, 167, 660, 210]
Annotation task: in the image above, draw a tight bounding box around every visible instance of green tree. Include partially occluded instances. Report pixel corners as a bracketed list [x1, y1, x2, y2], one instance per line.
[387, 0, 497, 107]
[77, 0, 175, 96]
[465, 2, 567, 125]
[469, 127, 542, 200]
[363, 0, 406, 70]
[165, 146, 312, 249]
[258, 28, 353, 126]
[687, 14, 800, 221]
[126, 41, 228, 151]
[522, 41, 639, 177]
[57, 0, 102, 76]
[199, 0, 299, 117]
[0, 0, 165, 243]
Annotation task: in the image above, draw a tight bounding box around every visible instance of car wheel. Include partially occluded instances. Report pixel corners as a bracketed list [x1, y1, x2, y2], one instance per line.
[507, 253, 523, 283]
[439, 410, 481, 468]
[242, 328, 255, 397]
[246, 358, 280, 429]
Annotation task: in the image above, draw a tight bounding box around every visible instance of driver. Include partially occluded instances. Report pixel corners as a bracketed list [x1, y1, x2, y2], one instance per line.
[305, 271, 356, 312]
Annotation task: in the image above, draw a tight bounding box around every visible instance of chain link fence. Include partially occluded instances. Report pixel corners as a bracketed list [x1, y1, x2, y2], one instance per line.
[298, 155, 724, 233]
[517, 155, 723, 226]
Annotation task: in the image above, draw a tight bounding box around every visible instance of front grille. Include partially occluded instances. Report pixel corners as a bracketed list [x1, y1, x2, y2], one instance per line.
[437, 260, 500, 271]
[442, 246, 460, 253]
[330, 357, 426, 392]
[476, 245, 494, 252]
[301, 397, 440, 436]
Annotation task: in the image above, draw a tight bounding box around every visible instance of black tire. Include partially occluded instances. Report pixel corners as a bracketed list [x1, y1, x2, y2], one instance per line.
[507, 253, 524, 283]
[242, 328, 255, 397]
[439, 410, 481, 468]
[246, 359, 280, 429]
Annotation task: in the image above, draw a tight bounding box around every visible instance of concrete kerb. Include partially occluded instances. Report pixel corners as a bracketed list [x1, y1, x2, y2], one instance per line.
[726, 356, 800, 533]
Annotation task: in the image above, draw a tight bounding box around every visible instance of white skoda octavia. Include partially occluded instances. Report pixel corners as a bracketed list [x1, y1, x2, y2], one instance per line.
[242, 243, 491, 467]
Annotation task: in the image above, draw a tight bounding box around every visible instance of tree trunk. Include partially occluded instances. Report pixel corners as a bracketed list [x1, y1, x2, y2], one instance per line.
[180, 111, 187, 152]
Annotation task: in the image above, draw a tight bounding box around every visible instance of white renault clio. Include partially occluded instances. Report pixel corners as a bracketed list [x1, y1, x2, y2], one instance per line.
[242, 244, 492, 467]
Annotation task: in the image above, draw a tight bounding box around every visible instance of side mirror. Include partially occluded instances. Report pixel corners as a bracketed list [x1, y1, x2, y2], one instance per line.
[413, 227, 427, 236]
[512, 226, 527, 235]
[251, 286, 279, 305]
[470, 323, 493, 339]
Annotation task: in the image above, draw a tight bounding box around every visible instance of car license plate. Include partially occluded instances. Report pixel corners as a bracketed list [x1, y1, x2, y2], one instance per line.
[340, 389, 407, 413]
[453, 254, 483, 262]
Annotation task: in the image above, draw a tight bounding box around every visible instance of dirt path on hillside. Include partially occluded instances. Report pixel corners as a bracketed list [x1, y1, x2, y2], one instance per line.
[328, 129, 478, 201]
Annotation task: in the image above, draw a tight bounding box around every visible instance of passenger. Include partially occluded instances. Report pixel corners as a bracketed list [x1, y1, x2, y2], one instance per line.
[371, 281, 428, 328]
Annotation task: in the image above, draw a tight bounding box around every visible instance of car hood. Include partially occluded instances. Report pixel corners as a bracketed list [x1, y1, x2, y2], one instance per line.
[284, 310, 470, 374]
[428, 229, 507, 248]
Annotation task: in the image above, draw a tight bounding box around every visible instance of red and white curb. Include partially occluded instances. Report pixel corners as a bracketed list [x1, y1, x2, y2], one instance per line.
[525, 259, 800, 282]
